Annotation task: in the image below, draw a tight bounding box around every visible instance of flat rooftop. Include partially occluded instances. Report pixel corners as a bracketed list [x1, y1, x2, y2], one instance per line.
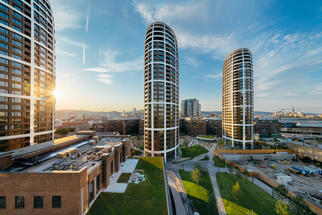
[1, 137, 128, 173]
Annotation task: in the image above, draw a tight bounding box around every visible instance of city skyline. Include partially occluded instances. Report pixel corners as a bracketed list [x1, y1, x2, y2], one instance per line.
[53, 0, 322, 113]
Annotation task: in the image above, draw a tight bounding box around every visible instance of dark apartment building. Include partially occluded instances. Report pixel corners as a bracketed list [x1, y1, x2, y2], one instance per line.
[144, 22, 179, 162]
[0, 0, 55, 152]
[254, 119, 281, 138]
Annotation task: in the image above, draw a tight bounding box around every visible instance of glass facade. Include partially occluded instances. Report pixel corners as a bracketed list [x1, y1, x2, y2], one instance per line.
[222, 48, 254, 149]
[144, 22, 179, 162]
[0, 0, 55, 151]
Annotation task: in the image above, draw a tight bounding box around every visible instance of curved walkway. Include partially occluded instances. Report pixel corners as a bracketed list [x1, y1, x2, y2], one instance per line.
[207, 144, 227, 215]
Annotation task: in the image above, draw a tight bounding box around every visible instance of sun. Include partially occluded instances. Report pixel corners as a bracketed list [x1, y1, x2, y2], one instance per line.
[52, 89, 64, 99]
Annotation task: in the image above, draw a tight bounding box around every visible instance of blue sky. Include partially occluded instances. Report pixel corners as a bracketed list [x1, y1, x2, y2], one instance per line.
[52, 0, 322, 113]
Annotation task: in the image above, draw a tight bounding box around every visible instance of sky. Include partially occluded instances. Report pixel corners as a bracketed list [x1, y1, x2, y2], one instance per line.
[52, 0, 322, 113]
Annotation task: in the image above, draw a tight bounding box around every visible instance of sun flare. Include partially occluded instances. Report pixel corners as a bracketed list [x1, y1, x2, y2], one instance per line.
[52, 89, 64, 99]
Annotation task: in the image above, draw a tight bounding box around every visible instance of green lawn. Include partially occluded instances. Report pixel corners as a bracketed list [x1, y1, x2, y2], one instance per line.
[87, 157, 167, 215]
[117, 173, 132, 183]
[198, 135, 216, 139]
[179, 170, 218, 215]
[213, 156, 226, 167]
[216, 173, 277, 215]
[217, 139, 224, 146]
[181, 145, 208, 158]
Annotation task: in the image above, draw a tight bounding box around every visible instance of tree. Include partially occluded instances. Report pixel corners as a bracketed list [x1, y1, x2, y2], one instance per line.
[191, 168, 200, 185]
[273, 185, 289, 200]
[275, 200, 290, 215]
[232, 180, 242, 201]
[289, 195, 314, 215]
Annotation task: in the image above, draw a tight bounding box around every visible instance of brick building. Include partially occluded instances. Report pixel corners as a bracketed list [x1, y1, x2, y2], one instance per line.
[0, 135, 130, 215]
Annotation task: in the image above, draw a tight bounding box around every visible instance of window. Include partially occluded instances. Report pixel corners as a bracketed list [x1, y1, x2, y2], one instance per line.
[0, 196, 5, 209]
[12, 32, 22, 40]
[12, 18, 22, 26]
[89, 181, 94, 203]
[0, 11, 8, 19]
[96, 175, 100, 194]
[52, 196, 61, 208]
[0, 65, 7, 72]
[0, 73, 7, 79]
[12, 69, 22, 74]
[34, 196, 43, 209]
[0, 104, 8, 109]
[0, 42, 8, 49]
[13, 11, 22, 19]
[0, 4, 8, 12]
[12, 25, 22, 32]
[0, 35, 8, 42]
[14, 0, 23, 6]
[12, 76, 21, 82]
[0, 96, 8, 102]
[12, 62, 22, 68]
[0, 57, 8, 64]
[15, 196, 24, 209]
[0, 27, 8, 34]
[0, 19, 8, 26]
[12, 40, 22, 47]
[0, 80, 8, 86]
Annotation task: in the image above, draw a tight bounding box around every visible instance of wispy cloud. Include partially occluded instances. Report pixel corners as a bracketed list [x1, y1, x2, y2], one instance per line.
[96, 74, 112, 85]
[205, 73, 222, 80]
[85, 1, 90, 33]
[56, 49, 76, 57]
[52, 0, 83, 31]
[85, 49, 143, 84]
[185, 56, 200, 68]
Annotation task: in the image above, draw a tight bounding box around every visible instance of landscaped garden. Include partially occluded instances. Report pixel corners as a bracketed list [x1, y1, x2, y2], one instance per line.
[117, 173, 132, 183]
[216, 173, 277, 215]
[181, 145, 208, 158]
[87, 157, 168, 215]
[198, 135, 216, 139]
[213, 155, 226, 167]
[179, 169, 218, 215]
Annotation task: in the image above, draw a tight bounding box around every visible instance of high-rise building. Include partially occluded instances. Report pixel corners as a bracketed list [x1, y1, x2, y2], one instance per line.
[181, 98, 201, 118]
[144, 22, 179, 161]
[222, 48, 254, 149]
[0, 0, 55, 151]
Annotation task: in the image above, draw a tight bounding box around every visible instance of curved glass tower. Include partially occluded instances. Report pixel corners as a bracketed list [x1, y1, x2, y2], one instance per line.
[144, 22, 179, 162]
[222, 48, 254, 149]
[0, 0, 55, 151]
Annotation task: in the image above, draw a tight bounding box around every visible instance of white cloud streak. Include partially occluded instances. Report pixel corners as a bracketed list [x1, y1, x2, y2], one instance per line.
[85, 49, 143, 84]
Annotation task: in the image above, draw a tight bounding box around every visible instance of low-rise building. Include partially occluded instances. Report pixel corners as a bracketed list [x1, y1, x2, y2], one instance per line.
[0, 135, 130, 215]
[254, 119, 281, 138]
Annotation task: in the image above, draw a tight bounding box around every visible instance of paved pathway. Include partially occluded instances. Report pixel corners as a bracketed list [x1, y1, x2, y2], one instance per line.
[104, 159, 138, 193]
[167, 170, 191, 215]
[207, 144, 227, 215]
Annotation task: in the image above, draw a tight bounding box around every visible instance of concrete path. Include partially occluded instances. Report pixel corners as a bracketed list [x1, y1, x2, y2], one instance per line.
[167, 170, 190, 215]
[208, 144, 227, 215]
[104, 159, 138, 193]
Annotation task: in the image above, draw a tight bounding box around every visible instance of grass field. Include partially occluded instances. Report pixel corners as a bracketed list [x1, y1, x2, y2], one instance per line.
[198, 135, 216, 139]
[87, 157, 167, 215]
[179, 170, 218, 215]
[216, 173, 277, 215]
[217, 139, 224, 146]
[181, 145, 208, 158]
[213, 156, 226, 167]
[117, 173, 132, 183]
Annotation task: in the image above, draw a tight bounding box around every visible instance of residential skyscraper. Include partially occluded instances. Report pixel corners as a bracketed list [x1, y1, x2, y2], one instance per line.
[144, 22, 179, 162]
[222, 48, 254, 149]
[181, 98, 201, 118]
[0, 0, 55, 151]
